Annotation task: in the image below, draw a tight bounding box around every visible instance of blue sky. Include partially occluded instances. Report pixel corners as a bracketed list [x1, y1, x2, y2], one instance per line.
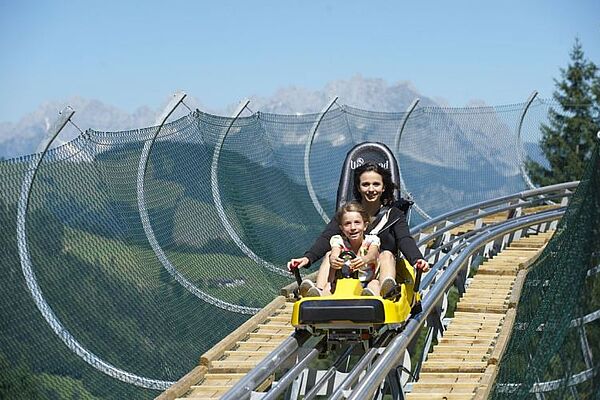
[0, 0, 599, 123]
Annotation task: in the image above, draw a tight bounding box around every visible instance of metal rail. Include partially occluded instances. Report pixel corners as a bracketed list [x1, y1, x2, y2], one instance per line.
[220, 186, 572, 399]
[220, 331, 313, 400]
[411, 180, 577, 235]
[347, 210, 565, 400]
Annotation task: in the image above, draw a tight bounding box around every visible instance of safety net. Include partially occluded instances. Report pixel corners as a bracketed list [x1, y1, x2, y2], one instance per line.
[489, 144, 600, 399]
[0, 98, 580, 399]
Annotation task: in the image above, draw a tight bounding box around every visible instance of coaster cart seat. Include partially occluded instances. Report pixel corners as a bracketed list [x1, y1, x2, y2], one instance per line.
[291, 142, 422, 343]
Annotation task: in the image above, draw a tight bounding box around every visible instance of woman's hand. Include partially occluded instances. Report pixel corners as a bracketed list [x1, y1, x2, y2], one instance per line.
[287, 257, 309, 272]
[414, 259, 430, 272]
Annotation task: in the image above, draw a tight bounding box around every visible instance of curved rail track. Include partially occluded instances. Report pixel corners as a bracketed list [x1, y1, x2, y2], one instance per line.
[158, 182, 576, 400]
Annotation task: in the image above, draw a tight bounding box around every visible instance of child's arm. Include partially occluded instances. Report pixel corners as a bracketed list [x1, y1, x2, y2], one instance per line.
[350, 235, 380, 271]
[329, 235, 344, 269]
[329, 246, 343, 269]
[362, 243, 380, 266]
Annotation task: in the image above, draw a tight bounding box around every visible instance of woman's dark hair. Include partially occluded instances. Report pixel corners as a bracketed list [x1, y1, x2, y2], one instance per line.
[352, 162, 396, 205]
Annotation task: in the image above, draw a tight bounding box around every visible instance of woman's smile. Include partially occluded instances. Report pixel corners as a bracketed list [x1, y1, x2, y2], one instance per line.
[359, 171, 384, 203]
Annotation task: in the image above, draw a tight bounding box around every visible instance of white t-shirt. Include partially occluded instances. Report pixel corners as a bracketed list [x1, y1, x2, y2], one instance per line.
[330, 234, 380, 282]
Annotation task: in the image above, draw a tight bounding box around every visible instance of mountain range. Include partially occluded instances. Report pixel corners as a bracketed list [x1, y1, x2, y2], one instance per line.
[0, 76, 445, 160]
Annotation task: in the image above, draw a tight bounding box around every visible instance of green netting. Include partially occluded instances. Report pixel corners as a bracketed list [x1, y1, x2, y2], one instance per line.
[0, 100, 582, 399]
[490, 143, 600, 399]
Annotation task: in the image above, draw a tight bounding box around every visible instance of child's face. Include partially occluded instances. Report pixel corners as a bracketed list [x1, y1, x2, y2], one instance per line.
[339, 211, 367, 241]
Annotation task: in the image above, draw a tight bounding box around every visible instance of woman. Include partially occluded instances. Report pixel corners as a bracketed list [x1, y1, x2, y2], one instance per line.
[287, 162, 429, 296]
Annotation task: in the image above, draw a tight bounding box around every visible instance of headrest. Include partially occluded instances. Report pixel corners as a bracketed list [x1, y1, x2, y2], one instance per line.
[335, 142, 401, 211]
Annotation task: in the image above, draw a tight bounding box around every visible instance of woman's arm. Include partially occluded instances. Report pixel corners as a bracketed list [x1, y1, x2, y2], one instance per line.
[302, 218, 342, 266]
[389, 208, 424, 265]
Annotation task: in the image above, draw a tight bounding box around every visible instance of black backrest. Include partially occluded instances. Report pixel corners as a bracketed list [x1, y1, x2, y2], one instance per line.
[335, 142, 401, 211]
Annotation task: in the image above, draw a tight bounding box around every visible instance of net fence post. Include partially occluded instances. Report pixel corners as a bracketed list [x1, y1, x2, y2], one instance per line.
[16, 107, 174, 389]
[517, 90, 539, 190]
[304, 96, 339, 224]
[137, 93, 262, 313]
[210, 99, 289, 279]
[394, 98, 431, 221]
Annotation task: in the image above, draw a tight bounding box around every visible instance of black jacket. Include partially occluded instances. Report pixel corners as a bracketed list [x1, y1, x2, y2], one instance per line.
[303, 206, 423, 267]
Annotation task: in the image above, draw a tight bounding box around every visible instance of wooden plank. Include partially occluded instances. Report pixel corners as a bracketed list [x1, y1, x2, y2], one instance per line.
[156, 366, 208, 400]
[427, 354, 487, 362]
[247, 332, 291, 339]
[239, 337, 285, 344]
[220, 353, 268, 362]
[451, 312, 504, 319]
[417, 372, 484, 381]
[223, 350, 273, 357]
[446, 328, 499, 336]
[266, 316, 292, 323]
[406, 394, 476, 400]
[433, 345, 491, 353]
[421, 361, 487, 373]
[185, 387, 224, 398]
[472, 364, 498, 400]
[457, 300, 508, 308]
[208, 360, 258, 373]
[189, 384, 230, 391]
[468, 279, 514, 285]
[447, 318, 503, 326]
[437, 337, 495, 346]
[200, 296, 286, 367]
[257, 322, 292, 329]
[461, 291, 509, 297]
[201, 373, 245, 384]
[234, 342, 279, 351]
[509, 270, 527, 307]
[459, 297, 509, 305]
[410, 382, 479, 391]
[455, 305, 506, 314]
[475, 268, 518, 276]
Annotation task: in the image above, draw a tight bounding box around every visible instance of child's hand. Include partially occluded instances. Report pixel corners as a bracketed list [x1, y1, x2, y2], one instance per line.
[330, 255, 344, 270]
[349, 257, 367, 271]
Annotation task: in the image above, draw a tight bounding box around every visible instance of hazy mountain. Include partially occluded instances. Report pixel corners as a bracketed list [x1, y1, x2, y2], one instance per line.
[0, 76, 441, 160]
[243, 75, 439, 114]
[0, 96, 206, 160]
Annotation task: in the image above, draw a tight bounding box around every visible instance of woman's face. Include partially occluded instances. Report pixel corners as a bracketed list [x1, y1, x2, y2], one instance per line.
[358, 171, 384, 205]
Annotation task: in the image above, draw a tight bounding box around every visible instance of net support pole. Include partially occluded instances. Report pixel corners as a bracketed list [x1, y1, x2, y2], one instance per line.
[137, 92, 262, 313]
[394, 98, 431, 220]
[17, 107, 174, 389]
[210, 100, 288, 277]
[304, 96, 339, 224]
[394, 98, 419, 154]
[517, 90, 539, 190]
[143, 91, 187, 177]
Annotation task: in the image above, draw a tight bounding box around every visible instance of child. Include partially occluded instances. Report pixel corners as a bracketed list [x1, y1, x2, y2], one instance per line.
[300, 201, 381, 297]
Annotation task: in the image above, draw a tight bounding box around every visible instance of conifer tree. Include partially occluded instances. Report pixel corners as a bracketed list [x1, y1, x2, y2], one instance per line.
[526, 38, 600, 186]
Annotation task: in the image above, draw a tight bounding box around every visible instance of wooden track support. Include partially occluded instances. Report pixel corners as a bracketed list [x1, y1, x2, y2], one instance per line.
[406, 231, 553, 400]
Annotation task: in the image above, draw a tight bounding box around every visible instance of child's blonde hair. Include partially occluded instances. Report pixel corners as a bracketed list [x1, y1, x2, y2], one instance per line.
[335, 201, 370, 226]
